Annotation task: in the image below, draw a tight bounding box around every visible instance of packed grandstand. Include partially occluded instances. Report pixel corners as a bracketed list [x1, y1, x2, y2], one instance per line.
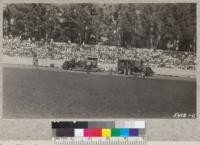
[3, 36, 196, 71]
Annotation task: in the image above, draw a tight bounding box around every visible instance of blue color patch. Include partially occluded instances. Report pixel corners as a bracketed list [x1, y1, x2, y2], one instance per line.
[120, 128, 129, 137]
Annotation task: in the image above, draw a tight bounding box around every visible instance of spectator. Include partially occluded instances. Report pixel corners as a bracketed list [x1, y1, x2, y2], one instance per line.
[3, 37, 196, 70]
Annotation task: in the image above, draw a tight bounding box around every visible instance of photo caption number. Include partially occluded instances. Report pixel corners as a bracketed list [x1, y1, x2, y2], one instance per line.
[173, 113, 196, 118]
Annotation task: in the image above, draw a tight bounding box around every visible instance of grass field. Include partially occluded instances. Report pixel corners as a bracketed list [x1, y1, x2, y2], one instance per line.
[3, 65, 196, 118]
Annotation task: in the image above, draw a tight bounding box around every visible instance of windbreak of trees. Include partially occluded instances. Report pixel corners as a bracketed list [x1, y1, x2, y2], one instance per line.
[3, 3, 196, 52]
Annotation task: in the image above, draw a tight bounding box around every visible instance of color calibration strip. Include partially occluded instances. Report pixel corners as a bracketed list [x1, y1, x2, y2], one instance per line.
[52, 121, 146, 145]
[52, 121, 145, 137]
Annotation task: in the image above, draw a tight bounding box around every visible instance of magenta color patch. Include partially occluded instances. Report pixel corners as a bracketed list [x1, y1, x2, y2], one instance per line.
[84, 129, 93, 137]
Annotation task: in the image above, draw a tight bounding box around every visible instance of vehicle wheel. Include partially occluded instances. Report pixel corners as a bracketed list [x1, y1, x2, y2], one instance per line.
[62, 65, 68, 70]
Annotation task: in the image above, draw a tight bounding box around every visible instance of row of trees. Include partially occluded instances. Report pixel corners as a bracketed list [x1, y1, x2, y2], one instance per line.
[3, 3, 196, 52]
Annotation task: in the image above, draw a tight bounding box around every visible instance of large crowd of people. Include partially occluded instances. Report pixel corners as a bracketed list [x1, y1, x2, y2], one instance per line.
[3, 37, 196, 70]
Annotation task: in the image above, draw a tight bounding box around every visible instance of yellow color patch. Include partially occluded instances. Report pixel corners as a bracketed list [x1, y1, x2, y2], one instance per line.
[102, 128, 111, 137]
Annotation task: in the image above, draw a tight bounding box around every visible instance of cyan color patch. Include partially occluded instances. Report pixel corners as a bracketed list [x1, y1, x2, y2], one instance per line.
[120, 128, 129, 137]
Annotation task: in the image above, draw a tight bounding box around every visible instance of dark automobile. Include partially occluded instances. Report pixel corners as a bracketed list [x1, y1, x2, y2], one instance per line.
[62, 59, 76, 70]
[62, 55, 100, 72]
[117, 59, 154, 77]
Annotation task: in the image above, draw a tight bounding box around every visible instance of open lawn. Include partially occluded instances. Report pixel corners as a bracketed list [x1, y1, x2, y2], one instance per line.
[3, 66, 196, 118]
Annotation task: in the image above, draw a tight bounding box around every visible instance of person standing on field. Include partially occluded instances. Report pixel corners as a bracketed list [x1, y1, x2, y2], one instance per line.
[31, 48, 38, 69]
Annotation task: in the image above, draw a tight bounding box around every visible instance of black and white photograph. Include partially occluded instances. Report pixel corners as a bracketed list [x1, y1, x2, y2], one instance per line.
[2, 3, 196, 118]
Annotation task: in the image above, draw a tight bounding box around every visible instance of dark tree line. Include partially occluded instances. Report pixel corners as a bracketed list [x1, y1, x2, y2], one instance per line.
[3, 3, 196, 52]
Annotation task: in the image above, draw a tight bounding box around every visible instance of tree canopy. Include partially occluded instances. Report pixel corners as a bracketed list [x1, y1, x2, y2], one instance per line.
[3, 3, 196, 52]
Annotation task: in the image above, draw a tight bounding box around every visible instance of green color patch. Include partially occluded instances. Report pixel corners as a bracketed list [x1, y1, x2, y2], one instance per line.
[111, 128, 120, 136]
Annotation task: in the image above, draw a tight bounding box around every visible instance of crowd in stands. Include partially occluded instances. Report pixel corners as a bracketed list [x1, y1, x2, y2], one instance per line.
[3, 37, 196, 70]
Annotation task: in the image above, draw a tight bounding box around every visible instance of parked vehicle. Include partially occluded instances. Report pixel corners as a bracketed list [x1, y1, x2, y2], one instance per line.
[62, 55, 100, 72]
[117, 59, 154, 77]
